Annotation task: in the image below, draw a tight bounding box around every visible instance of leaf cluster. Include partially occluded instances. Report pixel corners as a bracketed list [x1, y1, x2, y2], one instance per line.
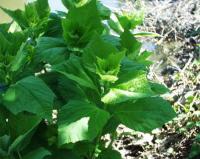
[0, 0, 176, 158]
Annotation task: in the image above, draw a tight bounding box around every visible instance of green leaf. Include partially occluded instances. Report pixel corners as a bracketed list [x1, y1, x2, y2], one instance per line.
[102, 35, 120, 48]
[23, 147, 51, 159]
[102, 88, 151, 105]
[3, 76, 55, 120]
[97, 2, 111, 19]
[46, 150, 81, 159]
[0, 7, 29, 29]
[189, 144, 200, 159]
[96, 51, 125, 82]
[0, 23, 11, 34]
[0, 113, 41, 155]
[0, 32, 11, 55]
[0, 135, 10, 157]
[115, 70, 151, 91]
[35, 37, 68, 64]
[114, 97, 176, 132]
[83, 34, 124, 82]
[0, 107, 8, 136]
[35, 0, 50, 19]
[1, 0, 50, 30]
[62, 0, 103, 48]
[136, 51, 153, 66]
[58, 100, 110, 145]
[0, 109, 41, 155]
[102, 117, 120, 135]
[24, 3, 39, 26]
[5, 31, 27, 56]
[73, 141, 95, 157]
[62, 0, 74, 9]
[150, 82, 170, 95]
[56, 76, 87, 102]
[8, 113, 41, 153]
[108, 14, 123, 34]
[24, 0, 50, 26]
[10, 43, 28, 72]
[98, 149, 122, 159]
[44, 13, 63, 37]
[120, 30, 142, 58]
[133, 32, 161, 38]
[117, 9, 144, 30]
[84, 34, 118, 61]
[62, 0, 91, 9]
[120, 57, 148, 73]
[189, 134, 200, 159]
[0, 135, 10, 151]
[52, 55, 97, 91]
[102, 70, 154, 104]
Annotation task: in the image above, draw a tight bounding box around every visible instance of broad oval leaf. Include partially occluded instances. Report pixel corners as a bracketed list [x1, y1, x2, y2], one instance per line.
[3, 76, 55, 120]
[35, 37, 68, 64]
[58, 100, 110, 145]
[52, 55, 97, 91]
[114, 97, 176, 132]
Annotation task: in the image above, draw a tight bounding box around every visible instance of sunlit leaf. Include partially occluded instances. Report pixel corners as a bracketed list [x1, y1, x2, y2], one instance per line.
[3, 76, 55, 120]
[114, 97, 176, 132]
[58, 100, 110, 145]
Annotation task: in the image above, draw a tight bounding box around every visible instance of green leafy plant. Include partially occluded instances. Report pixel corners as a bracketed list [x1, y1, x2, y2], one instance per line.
[0, 0, 176, 158]
[189, 133, 200, 159]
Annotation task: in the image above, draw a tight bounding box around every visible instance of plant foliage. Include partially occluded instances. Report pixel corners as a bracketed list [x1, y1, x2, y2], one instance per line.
[0, 0, 176, 158]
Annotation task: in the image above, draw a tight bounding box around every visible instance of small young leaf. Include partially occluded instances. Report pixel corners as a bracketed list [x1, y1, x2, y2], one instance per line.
[83, 34, 124, 82]
[62, 0, 103, 48]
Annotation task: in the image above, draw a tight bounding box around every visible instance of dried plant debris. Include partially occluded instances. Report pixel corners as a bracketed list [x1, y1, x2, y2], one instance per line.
[139, 0, 200, 41]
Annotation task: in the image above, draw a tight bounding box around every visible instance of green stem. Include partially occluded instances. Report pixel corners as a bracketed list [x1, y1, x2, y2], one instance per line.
[108, 132, 117, 149]
[17, 151, 22, 159]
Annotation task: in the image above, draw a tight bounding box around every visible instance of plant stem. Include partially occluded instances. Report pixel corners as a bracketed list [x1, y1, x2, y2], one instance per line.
[108, 132, 116, 149]
[17, 151, 22, 159]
